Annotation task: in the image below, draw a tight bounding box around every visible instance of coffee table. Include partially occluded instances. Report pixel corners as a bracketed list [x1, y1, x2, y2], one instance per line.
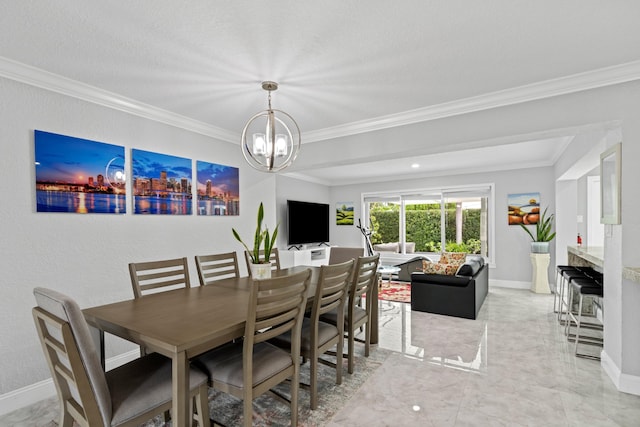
[378, 265, 401, 284]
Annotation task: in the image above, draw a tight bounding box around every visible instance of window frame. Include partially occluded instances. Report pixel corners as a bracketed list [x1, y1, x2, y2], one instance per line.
[362, 183, 495, 265]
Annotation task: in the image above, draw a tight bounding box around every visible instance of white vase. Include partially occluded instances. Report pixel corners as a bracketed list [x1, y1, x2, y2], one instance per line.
[250, 262, 272, 279]
[531, 242, 550, 254]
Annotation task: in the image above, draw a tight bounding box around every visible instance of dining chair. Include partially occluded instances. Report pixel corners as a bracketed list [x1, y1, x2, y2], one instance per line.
[195, 251, 240, 285]
[270, 259, 355, 409]
[244, 248, 281, 276]
[193, 269, 311, 427]
[328, 247, 363, 265]
[32, 287, 209, 427]
[128, 257, 191, 298]
[321, 253, 380, 374]
[129, 257, 191, 360]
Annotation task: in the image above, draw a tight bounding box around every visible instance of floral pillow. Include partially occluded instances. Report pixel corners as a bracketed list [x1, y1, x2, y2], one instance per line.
[422, 259, 459, 276]
[439, 252, 467, 268]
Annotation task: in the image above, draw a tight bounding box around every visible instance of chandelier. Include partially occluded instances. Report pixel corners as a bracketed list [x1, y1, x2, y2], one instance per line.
[241, 81, 301, 172]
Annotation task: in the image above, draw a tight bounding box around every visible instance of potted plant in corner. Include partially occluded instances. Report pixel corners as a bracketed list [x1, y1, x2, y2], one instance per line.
[520, 207, 556, 253]
[232, 202, 279, 279]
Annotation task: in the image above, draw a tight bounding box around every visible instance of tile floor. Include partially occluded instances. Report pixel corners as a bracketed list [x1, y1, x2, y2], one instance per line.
[4, 287, 640, 426]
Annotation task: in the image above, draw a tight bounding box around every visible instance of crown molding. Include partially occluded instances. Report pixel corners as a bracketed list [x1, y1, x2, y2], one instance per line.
[2, 55, 640, 144]
[0, 56, 238, 143]
[303, 60, 640, 143]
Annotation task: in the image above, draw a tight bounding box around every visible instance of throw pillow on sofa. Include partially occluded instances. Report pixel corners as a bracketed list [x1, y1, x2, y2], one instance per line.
[422, 259, 458, 276]
[439, 252, 466, 267]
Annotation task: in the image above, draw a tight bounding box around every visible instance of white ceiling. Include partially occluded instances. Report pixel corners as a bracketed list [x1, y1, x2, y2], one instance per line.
[1, 1, 639, 184]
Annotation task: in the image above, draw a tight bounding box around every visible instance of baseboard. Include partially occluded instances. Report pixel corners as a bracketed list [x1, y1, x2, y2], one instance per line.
[601, 350, 640, 396]
[489, 279, 530, 290]
[0, 349, 139, 417]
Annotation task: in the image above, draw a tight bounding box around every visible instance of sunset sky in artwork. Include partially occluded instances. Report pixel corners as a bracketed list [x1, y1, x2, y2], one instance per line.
[196, 160, 239, 198]
[35, 130, 125, 184]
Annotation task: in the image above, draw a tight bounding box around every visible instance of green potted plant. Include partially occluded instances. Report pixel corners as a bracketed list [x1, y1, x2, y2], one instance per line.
[232, 202, 278, 278]
[520, 207, 556, 253]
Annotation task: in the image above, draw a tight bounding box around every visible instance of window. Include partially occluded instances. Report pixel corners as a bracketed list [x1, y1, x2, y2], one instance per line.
[364, 184, 493, 261]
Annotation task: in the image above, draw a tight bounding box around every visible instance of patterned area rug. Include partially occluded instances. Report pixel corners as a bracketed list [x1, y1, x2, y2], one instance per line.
[378, 281, 411, 303]
[8, 347, 391, 427]
[142, 346, 390, 427]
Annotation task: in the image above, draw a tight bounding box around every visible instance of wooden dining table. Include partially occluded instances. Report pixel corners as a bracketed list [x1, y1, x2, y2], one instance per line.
[83, 265, 379, 427]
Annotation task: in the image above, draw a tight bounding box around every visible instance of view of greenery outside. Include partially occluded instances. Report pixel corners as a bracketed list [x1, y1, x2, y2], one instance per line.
[369, 202, 482, 254]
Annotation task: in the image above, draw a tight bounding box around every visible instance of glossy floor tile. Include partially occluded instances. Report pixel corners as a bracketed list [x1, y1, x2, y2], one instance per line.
[3, 287, 640, 426]
[329, 287, 640, 427]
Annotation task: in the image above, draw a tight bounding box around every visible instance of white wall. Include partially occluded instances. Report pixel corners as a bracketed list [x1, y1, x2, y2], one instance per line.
[0, 77, 276, 396]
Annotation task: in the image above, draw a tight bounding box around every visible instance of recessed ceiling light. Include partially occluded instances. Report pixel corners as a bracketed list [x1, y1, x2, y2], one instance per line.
[411, 163, 420, 168]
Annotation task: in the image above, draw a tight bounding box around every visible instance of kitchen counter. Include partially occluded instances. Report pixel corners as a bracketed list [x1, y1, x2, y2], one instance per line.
[623, 267, 640, 284]
[567, 245, 604, 269]
[568, 246, 640, 284]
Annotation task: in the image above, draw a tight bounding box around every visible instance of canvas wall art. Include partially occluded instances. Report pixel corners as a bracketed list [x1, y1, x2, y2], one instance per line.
[132, 149, 192, 215]
[507, 192, 541, 225]
[196, 161, 239, 216]
[336, 202, 354, 225]
[34, 130, 126, 214]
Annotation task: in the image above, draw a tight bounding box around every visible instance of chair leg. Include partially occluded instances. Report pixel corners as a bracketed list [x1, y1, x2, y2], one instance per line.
[348, 330, 355, 374]
[364, 323, 371, 358]
[194, 384, 210, 427]
[310, 350, 318, 410]
[59, 406, 73, 427]
[243, 393, 253, 427]
[574, 294, 584, 356]
[336, 333, 343, 386]
[291, 364, 299, 427]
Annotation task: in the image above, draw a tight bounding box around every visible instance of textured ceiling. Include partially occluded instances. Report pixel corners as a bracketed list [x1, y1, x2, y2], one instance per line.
[1, 1, 639, 184]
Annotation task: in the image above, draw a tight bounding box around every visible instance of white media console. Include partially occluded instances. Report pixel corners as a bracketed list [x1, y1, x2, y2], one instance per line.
[279, 246, 330, 268]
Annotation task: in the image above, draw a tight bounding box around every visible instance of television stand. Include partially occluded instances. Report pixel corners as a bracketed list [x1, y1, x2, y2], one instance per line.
[288, 245, 305, 250]
[280, 247, 330, 267]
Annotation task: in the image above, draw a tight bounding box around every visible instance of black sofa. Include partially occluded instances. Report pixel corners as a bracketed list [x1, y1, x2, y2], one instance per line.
[410, 256, 488, 320]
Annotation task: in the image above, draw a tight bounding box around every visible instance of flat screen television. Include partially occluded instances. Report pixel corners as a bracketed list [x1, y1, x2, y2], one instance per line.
[287, 200, 330, 246]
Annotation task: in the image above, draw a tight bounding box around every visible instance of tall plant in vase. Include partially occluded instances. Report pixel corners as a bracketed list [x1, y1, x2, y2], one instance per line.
[520, 207, 556, 253]
[232, 202, 278, 278]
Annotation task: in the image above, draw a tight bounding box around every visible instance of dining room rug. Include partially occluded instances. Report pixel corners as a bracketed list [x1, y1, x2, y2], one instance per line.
[378, 281, 411, 303]
[137, 346, 391, 427]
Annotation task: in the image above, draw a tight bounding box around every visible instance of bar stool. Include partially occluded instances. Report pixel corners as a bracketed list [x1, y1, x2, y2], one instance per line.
[565, 277, 603, 360]
[554, 265, 578, 314]
[558, 268, 593, 324]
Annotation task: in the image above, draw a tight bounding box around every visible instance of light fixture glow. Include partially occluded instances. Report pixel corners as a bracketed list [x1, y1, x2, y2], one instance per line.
[241, 81, 301, 172]
[411, 163, 420, 168]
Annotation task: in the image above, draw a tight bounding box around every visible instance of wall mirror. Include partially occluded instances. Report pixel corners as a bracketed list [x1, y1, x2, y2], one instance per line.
[600, 142, 622, 224]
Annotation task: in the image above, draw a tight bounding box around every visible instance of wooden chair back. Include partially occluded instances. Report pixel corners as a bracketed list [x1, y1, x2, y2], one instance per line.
[33, 287, 210, 427]
[328, 247, 364, 265]
[311, 259, 354, 325]
[245, 268, 310, 347]
[195, 252, 240, 285]
[32, 287, 111, 426]
[243, 269, 310, 422]
[128, 257, 191, 298]
[350, 254, 380, 316]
